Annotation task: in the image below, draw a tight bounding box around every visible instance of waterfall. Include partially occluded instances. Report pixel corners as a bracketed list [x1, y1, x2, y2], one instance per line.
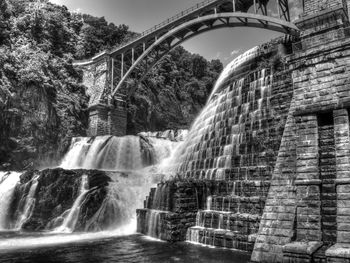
[211, 46, 259, 98]
[54, 175, 89, 233]
[59, 137, 91, 168]
[61, 136, 143, 171]
[146, 210, 161, 238]
[160, 52, 273, 179]
[14, 173, 40, 229]
[61, 135, 177, 172]
[84, 183, 131, 232]
[146, 138, 177, 164]
[181, 44, 282, 250]
[138, 129, 188, 142]
[218, 214, 224, 229]
[206, 196, 212, 211]
[86, 169, 159, 233]
[232, 182, 236, 196]
[0, 132, 178, 238]
[0, 172, 21, 230]
[56, 133, 179, 236]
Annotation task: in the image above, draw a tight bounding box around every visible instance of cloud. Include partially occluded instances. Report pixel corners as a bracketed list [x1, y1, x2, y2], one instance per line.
[215, 52, 222, 59]
[289, 1, 303, 21]
[267, 8, 279, 18]
[49, 0, 64, 5]
[230, 49, 241, 56]
[73, 8, 83, 14]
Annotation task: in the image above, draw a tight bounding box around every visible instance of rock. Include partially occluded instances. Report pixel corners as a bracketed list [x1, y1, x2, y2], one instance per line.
[9, 168, 111, 231]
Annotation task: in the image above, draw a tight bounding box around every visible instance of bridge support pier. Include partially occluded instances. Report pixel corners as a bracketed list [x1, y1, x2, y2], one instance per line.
[75, 56, 128, 137]
[87, 98, 127, 137]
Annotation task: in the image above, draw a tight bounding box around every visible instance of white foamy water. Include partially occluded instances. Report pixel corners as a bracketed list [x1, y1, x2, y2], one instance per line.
[54, 175, 89, 233]
[0, 169, 162, 251]
[85, 170, 162, 233]
[14, 173, 40, 230]
[157, 46, 272, 182]
[139, 129, 188, 141]
[0, 172, 21, 230]
[61, 135, 178, 171]
[211, 47, 259, 98]
[0, 230, 133, 251]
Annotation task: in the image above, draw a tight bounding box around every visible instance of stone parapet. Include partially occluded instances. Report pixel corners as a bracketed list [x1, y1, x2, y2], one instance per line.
[283, 241, 323, 263]
[326, 243, 350, 262]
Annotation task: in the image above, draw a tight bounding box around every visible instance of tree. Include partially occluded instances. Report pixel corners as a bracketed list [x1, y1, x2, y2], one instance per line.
[192, 54, 207, 79]
[0, 0, 11, 45]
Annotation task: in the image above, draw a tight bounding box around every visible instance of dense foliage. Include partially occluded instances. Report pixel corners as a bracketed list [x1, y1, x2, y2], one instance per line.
[0, 0, 223, 169]
[128, 47, 223, 133]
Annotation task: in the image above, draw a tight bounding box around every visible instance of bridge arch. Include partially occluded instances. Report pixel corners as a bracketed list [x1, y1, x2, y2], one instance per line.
[112, 12, 299, 97]
[74, 0, 300, 102]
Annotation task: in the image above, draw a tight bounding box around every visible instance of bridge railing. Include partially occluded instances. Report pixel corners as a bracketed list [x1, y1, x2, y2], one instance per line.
[140, 0, 217, 37]
[110, 0, 218, 54]
[74, 0, 219, 64]
[292, 26, 350, 53]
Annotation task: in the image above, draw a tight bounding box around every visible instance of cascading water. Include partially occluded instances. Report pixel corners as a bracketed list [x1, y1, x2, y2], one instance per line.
[54, 175, 89, 233]
[56, 133, 180, 236]
[61, 136, 143, 171]
[0, 127, 181, 251]
[0, 172, 21, 230]
[136, 41, 294, 251]
[138, 129, 188, 142]
[61, 135, 178, 171]
[14, 173, 40, 230]
[161, 46, 271, 181]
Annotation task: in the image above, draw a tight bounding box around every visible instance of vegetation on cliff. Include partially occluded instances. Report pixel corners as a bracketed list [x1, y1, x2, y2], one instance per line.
[0, 0, 222, 170]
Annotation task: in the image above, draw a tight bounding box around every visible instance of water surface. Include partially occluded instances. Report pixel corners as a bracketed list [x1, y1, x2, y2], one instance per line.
[0, 233, 250, 263]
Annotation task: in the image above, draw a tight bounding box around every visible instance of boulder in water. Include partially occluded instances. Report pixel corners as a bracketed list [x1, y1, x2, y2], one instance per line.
[10, 168, 111, 231]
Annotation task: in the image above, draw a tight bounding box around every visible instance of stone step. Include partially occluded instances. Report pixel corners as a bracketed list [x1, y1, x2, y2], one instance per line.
[208, 195, 265, 214]
[137, 208, 197, 242]
[136, 209, 173, 240]
[186, 227, 257, 252]
[197, 179, 270, 198]
[195, 210, 261, 234]
[183, 166, 273, 182]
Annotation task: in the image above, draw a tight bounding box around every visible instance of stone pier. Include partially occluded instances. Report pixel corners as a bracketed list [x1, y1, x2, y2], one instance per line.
[75, 56, 128, 137]
[87, 98, 127, 137]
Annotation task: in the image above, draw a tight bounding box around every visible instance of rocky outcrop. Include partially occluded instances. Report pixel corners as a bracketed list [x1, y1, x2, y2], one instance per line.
[10, 168, 111, 231]
[138, 129, 188, 142]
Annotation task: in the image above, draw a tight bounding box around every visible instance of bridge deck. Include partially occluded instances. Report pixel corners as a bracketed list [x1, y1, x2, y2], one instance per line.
[75, 0, 296, 66]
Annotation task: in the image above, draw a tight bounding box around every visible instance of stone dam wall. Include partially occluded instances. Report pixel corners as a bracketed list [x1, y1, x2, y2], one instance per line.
[137, 36, 295, 251]
[137, 0, 350, 262]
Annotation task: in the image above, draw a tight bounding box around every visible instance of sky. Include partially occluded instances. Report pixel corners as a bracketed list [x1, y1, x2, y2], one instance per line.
[49, 0, 302, 65]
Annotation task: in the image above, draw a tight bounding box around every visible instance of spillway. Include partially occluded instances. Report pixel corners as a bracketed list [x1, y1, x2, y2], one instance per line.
[137, 38, 295, 251]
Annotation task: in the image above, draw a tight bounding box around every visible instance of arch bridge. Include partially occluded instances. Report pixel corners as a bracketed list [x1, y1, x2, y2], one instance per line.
[74, 0, 300, 136]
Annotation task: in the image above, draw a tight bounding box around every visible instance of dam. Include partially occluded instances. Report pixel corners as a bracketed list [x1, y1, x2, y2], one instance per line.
[2, 0, 350, 262]
[135, 0, 350, 262]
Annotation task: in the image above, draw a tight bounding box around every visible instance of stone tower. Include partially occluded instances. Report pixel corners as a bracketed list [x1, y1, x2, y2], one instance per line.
[76, 57, 127, 137]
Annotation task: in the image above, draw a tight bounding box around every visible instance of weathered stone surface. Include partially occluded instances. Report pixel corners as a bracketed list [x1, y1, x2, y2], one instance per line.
[283, 241, 323, 255]
[10, 168, 111, 231]
[252, 1, 350, 262]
